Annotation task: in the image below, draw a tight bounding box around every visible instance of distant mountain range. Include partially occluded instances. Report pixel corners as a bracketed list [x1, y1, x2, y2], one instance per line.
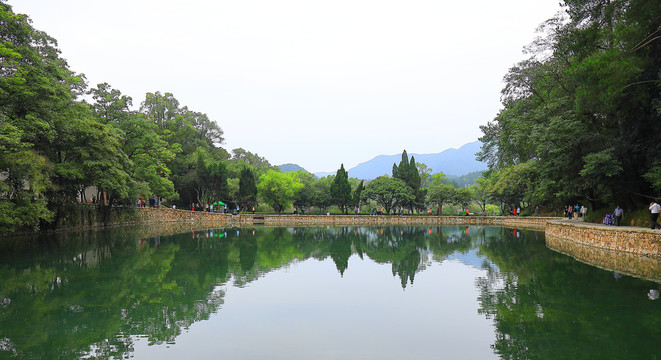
[303, 141, 487, 179]
[278, 163, 306, 173]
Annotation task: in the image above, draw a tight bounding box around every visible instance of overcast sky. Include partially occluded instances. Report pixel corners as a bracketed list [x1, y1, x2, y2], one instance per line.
[11, 0, 562, 173]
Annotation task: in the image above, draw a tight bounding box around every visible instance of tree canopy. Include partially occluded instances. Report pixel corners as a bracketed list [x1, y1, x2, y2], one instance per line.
[478, 0, 661, 210]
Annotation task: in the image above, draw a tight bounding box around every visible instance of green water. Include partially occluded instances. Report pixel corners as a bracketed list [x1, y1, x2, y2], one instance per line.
[0, 225, 659, 359]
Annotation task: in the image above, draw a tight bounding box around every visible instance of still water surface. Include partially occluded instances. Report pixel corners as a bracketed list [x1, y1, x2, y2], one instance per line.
[0, 225, 659, 359]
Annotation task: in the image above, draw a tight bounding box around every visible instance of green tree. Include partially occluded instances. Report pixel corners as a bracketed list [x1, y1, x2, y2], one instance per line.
[310, 175, 333, 213]
[330, 164, 352, 214]
[427, 173, 456, 215]
[88, 83, 176, 201]
[471, 176, 493, 214]
[238, 167, 258, 211]
[0, 3, 77, 232]
[257, 170, 303, 213]
[364, 176, 414, 215]
[453, 187, 474, 212]
[392, 150, 424, 211]
[487, 162, 537, 214]
[352, 180, 365, 210]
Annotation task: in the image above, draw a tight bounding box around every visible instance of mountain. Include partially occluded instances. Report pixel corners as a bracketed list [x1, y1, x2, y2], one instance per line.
[324, 141, 487, 180]
[279, 163, 307, 173]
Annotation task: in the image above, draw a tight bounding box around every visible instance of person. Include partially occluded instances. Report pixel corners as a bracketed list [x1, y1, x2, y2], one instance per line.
[614, 205, 623, 226]
[649, 201, 661, 229]
[580, 205, 587, 219]
[252, 206, 255, 214]
[535, 205, 539, 217]
[517, 207, 521, 216]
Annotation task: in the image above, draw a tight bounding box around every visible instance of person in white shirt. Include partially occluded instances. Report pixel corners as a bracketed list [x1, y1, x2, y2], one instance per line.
[649, 202, 661, 229]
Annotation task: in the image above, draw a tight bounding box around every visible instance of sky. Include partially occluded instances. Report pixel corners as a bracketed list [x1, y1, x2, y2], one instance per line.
[11, 0, 562, 173]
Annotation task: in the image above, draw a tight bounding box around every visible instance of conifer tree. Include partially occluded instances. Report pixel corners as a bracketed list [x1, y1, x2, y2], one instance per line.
[331, 164, 352, 214]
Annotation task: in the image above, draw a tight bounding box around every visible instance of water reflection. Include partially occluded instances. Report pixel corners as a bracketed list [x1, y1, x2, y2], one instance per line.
[0, 225, 659, 359]
[476, 228, 661, 359]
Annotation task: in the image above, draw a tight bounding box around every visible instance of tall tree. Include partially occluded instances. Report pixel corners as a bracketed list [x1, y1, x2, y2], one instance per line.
[88, 83, 176, 201]
[238, 167, 257, 211]
[330, 164, 352, 214]
[393, 150, 423, 211]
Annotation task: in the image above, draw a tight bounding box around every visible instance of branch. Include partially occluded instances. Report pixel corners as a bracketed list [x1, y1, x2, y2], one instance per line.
[621, 80, 657, 91]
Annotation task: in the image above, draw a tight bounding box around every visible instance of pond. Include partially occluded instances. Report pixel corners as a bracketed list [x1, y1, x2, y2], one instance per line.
[0, 225, 659, 359]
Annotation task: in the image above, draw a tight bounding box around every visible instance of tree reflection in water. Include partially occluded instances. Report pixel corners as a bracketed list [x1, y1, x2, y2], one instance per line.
[475, 228, 661, 359]
[0, 225, 658, 359]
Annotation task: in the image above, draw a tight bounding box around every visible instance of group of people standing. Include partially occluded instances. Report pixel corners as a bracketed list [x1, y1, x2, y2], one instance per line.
[137, 198, 159, 208]
[565, 204, 588, 219]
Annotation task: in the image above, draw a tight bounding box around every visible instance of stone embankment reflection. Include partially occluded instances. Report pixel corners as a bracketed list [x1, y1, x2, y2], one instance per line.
[546, 234, 661, 283]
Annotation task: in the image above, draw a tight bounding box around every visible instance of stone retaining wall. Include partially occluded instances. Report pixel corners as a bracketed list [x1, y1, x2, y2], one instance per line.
[545, 220, 661, 258]
[137, 207, 232, 224]
[135, 208, 551, 229]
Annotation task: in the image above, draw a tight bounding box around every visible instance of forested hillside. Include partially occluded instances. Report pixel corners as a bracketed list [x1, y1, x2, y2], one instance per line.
[478, 0, 661, 211]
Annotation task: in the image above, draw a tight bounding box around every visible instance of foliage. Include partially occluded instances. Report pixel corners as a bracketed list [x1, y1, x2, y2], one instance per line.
[330, 164, 352, 214]
[363, 175, 414, 214]
[453, 187, 474, 210]
[392, 150, 425, 210]
[471, 176, 493, 212]
[446, 170, 484, 188]
[257, 170, 303, 213]
[309, 175, 333, 212]
[478, 0, 661, 211]
[238, 167, 258, 211]
[427, 173, 456, 215]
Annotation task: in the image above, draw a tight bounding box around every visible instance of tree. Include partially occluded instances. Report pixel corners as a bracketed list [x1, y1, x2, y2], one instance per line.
[310, 175, 333, 213]
[88, 83, 177, 201]
[453, 187, 474, 212]
[352, 180, 365, 210]
[488, 162, 537, 213]
[427, 175, 456, 215]
[238, 167, 257, 211]
[478, 1, 661, 211]
[0, 3, 79, 232]
[393, 150, 424, 211]
[257, 170, 303, 213]
[330, 164, 352, 214]
[364, 176, 414, 215]
[416, 163, 433, 188]
[471, 176, 493, 214]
